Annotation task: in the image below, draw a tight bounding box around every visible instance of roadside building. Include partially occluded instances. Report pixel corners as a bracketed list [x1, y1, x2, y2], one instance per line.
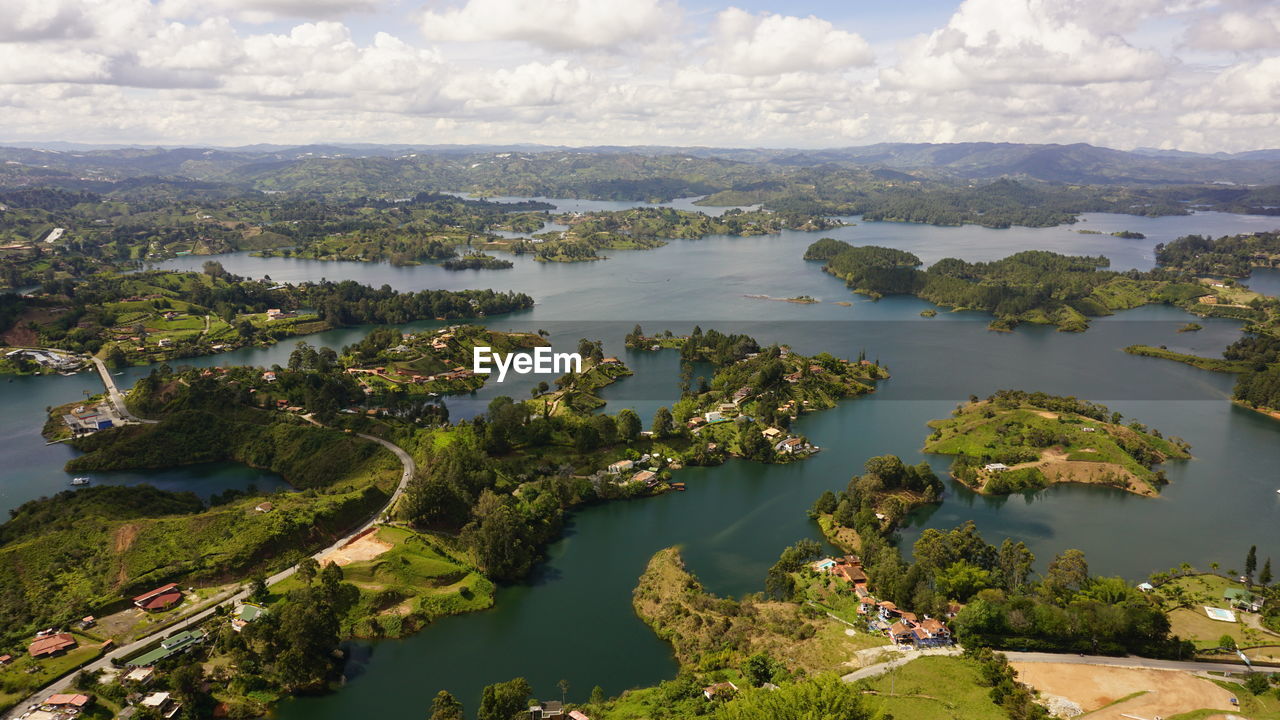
[231, 603, 268, 632]
[28, 633, 76, 658]
[133, 583, 183, 612]
[124, 666, 157, 685]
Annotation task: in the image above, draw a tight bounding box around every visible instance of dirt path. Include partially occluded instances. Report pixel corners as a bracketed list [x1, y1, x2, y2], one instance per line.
[1012, 662, 1237, 720]
[319, 529, 393, 567]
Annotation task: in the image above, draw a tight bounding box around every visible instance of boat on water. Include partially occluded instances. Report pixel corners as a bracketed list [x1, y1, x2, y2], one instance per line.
[71, 477, 91, 486]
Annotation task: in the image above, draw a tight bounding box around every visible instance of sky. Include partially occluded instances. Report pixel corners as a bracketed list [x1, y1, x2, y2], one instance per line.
[2, 0, 1279, 152]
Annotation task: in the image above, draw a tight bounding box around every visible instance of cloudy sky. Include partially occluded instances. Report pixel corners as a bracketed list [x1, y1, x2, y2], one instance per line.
[3, 0, 1279, 151]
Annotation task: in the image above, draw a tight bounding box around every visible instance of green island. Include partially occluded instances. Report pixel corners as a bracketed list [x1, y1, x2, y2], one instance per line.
[440, 252, 514, 270]
[923, 390, 1190, 496]
[514, 207, 842, 263]
[805, 237, 1208, 332]
[250, 193, 553, 266]
[0, 264, 533, 374]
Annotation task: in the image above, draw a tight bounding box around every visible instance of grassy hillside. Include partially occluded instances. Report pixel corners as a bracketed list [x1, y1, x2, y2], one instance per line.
[1, 400, 399, 646]
[925, 390, 1190, 495]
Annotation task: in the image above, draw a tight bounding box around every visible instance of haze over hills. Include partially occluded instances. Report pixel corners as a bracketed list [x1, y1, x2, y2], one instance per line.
[3, 141, 1280, 188]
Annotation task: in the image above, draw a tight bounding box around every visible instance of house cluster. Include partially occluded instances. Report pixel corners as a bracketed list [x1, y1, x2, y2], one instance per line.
[24, 692, 93, 720]
[528, 701, 591, 720]
[811, 555, 954, 649]
[6, 348, 82, 371]
[607, 456, 667, 488]
[61, 403, 119, 434]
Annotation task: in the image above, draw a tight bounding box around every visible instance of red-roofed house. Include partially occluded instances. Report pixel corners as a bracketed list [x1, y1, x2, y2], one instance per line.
[133, 583, 183, 612]
[45, 693, 92, 708]
[28, 633, 76, 658]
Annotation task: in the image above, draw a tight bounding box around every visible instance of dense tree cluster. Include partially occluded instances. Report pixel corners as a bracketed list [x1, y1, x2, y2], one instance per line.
[1156, 231, 1280, 277]
[1235, 365, 1280, 411]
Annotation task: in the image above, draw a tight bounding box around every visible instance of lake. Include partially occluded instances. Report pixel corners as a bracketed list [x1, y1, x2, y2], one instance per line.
[3, 208, 1278, 717]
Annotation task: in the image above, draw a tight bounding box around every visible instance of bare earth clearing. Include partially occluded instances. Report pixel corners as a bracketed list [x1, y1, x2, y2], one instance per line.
[998, 448, 1154, 496]
[318, 529, 393, 566]
[1012, 662, 1236, 719]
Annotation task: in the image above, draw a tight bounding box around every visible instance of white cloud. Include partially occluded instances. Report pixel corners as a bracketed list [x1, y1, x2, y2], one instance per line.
[708, 8, 873, 76]
[160, 0, 386, 23]
[0, 0, 1277, 152]
[1184, 5, 1280, 51]
[418, 0, 677, 51]
[882, 0, 1168, 90]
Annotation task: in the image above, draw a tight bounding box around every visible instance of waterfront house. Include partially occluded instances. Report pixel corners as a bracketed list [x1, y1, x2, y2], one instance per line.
[133, 583, 183, 612]
[607, 459, 634, 474]
[1224, 588, 1264, 613]
[568, 711, 591, 720]
[633, 470, 658, 486]
[775, 437, 805, 454]
[28, 633, 76, 658]
[703, 681, 738, 700]
[529, 701, 564, 719]
[761, 427, 783, 440]
[255, 502, 274, 513]
[262, 371, 276, 382]
[983, 463, 1010, 472]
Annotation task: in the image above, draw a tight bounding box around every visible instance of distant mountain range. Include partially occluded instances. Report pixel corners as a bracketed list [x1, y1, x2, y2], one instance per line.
[2, 140, 1278, 189]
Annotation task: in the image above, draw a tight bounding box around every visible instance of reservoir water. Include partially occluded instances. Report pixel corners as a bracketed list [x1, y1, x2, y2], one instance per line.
[3, 208, 1279, 716]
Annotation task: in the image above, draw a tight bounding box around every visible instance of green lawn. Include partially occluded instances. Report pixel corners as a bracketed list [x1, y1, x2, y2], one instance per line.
[859, 656, 1005, 720]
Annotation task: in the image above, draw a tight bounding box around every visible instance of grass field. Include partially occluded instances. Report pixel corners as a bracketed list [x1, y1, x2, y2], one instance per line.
[271, 526, 494, 639]
[859, 656, 1005, 720]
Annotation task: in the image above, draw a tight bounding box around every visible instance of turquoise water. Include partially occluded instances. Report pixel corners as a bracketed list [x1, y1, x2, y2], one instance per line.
[3, 207, 1279, 717]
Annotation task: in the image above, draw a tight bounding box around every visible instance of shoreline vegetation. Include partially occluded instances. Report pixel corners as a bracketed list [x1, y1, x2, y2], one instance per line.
[924, 390, 1191, 497]
[0, 265, 533, 374]
[513, 207, 844, 263]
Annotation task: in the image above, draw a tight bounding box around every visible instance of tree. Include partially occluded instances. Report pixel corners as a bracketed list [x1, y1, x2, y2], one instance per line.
[1220, 634, 1237, 650]
[1244, 672, 1270, 695]
[430, 690, 464, 720]
[652, 406, 674, 438]
[617, 409, 641, 443]
[1044, 549, 1089, 598]
[935, 560, 993, 602]
[1260, 558, 1272, 587]
[808, 490, 837, 518]
[742, 653, 778, 687]
[1246, 545, 1257, 581]
[589, 686, 605, 705]
[296, 557, 320, 586]
[712, 675, 871, 720]
[997, 539, 1035, 591]
[248, 574, 268, 603]
[477, 677, 532, 720]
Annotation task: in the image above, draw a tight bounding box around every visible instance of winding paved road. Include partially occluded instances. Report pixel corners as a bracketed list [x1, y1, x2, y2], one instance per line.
[3, 431, 415, 718]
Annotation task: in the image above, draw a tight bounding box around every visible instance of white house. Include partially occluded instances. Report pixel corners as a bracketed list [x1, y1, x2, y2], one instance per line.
[984, 463, 1010, 472]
